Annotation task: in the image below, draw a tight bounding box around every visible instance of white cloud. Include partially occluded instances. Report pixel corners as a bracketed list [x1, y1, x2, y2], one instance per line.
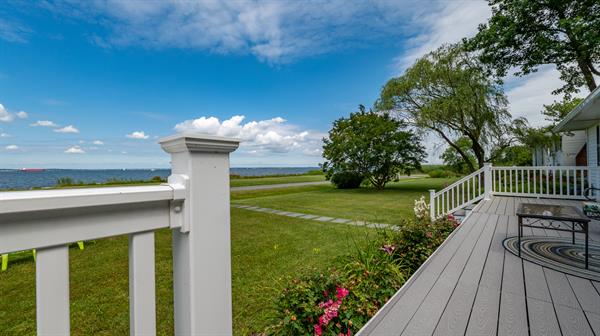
[5, 144, 18, 150]
[52, 1, 422, 63]
[0, 132, 11, 137]
[30, 120, 59, 127]
[174, 115, 323, 155]
[64, 146, 85, 154]
[396, 1, 490, 71]
[54, 125, 80, 133]
[0, 18, 31, 43]
[93, 140, 104, 145]
[0, 104, 14, 122]
[504, 66, 591, 127]
[126, 131, 150, 139]
[0, 103, 29, 123]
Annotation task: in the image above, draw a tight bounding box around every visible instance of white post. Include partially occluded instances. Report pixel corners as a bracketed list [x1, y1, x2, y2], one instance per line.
[160, 133, 240, 336]
[429, 189, 436, 221]
[484, 163, 492, 200]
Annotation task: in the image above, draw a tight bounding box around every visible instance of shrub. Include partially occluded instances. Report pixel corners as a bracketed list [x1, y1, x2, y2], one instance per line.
[266, 212, 460, 335]
[381, 216, 459, 273]
[427, 169, 459, 178]
[266, 239, 405, 335]
[329, 171, 364, 189]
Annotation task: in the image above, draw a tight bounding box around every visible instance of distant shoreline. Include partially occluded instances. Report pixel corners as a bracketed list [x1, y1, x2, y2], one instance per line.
[0, 167, 321, 190]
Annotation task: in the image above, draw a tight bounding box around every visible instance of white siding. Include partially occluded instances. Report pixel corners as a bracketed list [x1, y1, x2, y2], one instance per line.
[588, 123, 600, 196]
[560, 130, 586, 166]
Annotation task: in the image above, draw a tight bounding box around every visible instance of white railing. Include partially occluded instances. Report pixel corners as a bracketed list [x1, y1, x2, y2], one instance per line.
[0, 133, 239, 336]
[429, 165, 487, 220]
[491, 166, 590, 199]
[429, 164, 591, 219]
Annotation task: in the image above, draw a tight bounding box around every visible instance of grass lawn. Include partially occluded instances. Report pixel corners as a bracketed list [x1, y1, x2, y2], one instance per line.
[230, 174, 325, 187]
[0, 208, 372, 336]
[0, 176, 452, 335]
[232, 177, 458, 225]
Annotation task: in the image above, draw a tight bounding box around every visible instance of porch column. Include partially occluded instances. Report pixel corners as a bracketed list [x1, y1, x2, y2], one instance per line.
[160, 133, 240, 336]
[483, 163, 492, 200]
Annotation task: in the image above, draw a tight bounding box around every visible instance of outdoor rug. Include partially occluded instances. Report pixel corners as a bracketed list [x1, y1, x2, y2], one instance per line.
[503, 236, 600, 281]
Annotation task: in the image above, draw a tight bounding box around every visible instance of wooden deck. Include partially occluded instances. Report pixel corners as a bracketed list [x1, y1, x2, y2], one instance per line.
[359, 196, 600, 336]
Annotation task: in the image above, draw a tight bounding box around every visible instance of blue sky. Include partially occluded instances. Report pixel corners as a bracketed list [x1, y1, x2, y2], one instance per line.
[0, 1, 583, 168]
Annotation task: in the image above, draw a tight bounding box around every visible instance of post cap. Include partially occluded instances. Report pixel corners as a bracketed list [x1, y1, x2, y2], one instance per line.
[159, 133, 240, 154]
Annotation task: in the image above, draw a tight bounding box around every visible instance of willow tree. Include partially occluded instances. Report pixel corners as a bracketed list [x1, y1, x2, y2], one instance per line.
[377, 44, 519, 172]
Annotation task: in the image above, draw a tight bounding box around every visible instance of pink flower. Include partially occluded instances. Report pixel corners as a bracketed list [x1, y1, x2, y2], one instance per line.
[336, 287, 349, 300]
[314, 324, 322, 336]
[380, 244, 396, 255]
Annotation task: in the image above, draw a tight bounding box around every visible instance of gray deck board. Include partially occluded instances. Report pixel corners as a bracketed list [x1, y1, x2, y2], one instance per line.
[465, 215, 508, 336]
[432, 215, 500, 336]
[364, 212, 484, 335]
[498, 214, 529, 336]
[360, 196, 600, 336]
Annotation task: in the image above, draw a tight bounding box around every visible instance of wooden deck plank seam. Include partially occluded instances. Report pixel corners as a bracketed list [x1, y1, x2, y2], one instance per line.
[564, 274, 598, 335]
[431, 214, 501, 336]
[397, 212, 493, 335]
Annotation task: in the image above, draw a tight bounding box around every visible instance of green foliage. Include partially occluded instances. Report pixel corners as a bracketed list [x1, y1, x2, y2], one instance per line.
[440, 137, 478, 174]
[467, 0, 600, 95]
[427, 169, 460, 178]
[322, 105, 425, 190]
[377, 44, 519, 172]
[493, 145, 532, 166]
[266, 215, 458, 335]
[329, 171, 365, 189]
[381, 216, 460, 273]
[266, 238, 405, 335]
[542, 97, 584, 124]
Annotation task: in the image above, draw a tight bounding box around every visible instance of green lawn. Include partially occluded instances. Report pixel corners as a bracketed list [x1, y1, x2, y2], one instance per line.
[230, 174, 325, 187]
[0, 208, 371, 336]
[0, 177, 452, 335]
[233, 177, 458, 225]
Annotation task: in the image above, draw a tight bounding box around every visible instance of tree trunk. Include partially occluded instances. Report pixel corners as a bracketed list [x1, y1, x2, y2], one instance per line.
[433, 128, 477, 173]
[578, 58, 597, 92]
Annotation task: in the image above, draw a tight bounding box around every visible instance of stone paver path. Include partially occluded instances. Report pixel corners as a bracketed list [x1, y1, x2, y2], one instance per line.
[232, 204, 394, 230]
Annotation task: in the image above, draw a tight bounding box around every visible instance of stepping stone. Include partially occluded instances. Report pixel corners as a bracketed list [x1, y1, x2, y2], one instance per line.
[332, 218, 350, 224]
[300, 214, 319, 219]
[315, 216, 335, 222]
[233, 204, 250, 208]
[284, 212, 304, 217]
[367, 223, 389, 229]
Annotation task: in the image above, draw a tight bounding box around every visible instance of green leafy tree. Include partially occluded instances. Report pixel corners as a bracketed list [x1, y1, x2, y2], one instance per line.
[377, 44, 520, 172]
[493, 145, 533, 166]
[467, 0, 600, 95]
[440, 137, 477, 174]
[322, 105, 425, 190]
[542, 97, 584, 124]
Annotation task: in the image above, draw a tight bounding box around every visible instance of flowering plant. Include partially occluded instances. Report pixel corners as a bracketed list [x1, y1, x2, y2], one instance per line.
[413, 196, 429, 221]
[267, 242, 405, 336]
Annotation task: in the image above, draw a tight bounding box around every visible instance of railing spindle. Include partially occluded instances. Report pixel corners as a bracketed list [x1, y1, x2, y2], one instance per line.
[129, 231, 157, 336]
[36, 245, 70, 335]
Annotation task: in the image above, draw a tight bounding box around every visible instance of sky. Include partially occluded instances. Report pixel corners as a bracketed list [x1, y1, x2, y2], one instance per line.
[0, 0, 589, 169]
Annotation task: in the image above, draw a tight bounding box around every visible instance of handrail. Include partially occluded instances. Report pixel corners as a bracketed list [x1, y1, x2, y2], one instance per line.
[0, 185, 175, 214]
[429, 164, 592, 220]
[491, 166, 589, 199]
[0, 133, 240, 336]
[429, 165, 486, 220]
[434, 167, 485, 197]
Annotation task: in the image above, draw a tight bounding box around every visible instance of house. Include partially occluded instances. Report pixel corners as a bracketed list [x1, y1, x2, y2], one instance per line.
[531, 131, 586, 167]
[357, 87, 600, 336]
[555, 86, 600, 196]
